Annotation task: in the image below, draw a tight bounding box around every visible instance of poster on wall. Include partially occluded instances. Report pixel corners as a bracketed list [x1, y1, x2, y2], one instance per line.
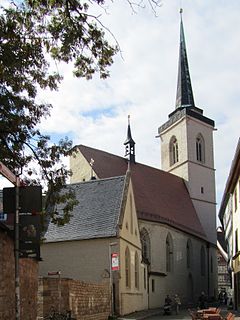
[111, 253, 119, 271]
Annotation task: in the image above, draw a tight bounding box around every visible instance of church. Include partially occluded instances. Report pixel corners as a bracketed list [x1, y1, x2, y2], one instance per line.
[40, 11, 218, 316]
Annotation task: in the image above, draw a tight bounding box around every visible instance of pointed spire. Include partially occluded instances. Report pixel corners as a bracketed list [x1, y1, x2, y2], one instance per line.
[124, 115, 135, 164]
[175, 9, 195, 109]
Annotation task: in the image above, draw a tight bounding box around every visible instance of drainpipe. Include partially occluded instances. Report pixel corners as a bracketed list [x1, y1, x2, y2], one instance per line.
[207, 242, 210, 298]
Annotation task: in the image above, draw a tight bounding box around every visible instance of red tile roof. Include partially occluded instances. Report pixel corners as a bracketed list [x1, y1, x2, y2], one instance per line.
[77, 145, 206, 240]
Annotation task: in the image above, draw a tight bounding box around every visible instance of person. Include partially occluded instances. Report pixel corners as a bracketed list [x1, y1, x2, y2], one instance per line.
[174, 294, 181, 314]
[199, 291, 207, 309]
[164, 295, 172, 315]
[224, 291, 228, 305]
[165, 295, 172, 306]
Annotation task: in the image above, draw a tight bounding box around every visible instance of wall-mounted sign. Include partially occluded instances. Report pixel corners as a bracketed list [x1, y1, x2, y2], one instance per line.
[111, 253, 119, 271]
[19, 215, 41, 260]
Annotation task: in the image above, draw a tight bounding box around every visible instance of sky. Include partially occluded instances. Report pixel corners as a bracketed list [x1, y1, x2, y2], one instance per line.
[1, 1, 240, 223]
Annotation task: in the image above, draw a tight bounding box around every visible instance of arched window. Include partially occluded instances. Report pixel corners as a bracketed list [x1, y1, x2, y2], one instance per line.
[186, 239, 192, 269]
[196, 134, 205, 163]
[125, 247, 131, 288]
[166, 233, 173, 272]
[200, 245, 206, 276]
[170, 136, 179, 166]
[135, 251, 139, 289]
[140, 228, 151, 264]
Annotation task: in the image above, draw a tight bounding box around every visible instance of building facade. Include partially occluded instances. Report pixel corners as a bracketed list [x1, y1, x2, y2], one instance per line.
[219, 138, 240, 309]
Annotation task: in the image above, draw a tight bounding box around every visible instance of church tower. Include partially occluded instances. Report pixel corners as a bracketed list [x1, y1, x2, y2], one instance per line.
[157, 10, 216, 244]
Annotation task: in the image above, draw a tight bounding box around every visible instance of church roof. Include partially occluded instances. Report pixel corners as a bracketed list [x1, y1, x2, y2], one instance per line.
[77, 145, 206, 240]
[43, 176, 126, 243]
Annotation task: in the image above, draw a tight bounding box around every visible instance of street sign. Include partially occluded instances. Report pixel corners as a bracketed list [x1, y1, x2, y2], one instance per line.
[111, 253, 119, 271]
[3, 186, 42, 213]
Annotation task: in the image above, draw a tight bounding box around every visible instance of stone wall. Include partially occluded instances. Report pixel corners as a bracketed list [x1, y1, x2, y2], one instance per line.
[0, 227, 39, 320]
[38, 277, 110, 320]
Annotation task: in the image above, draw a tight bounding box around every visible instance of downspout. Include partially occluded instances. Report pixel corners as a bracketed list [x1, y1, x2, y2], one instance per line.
[207, 242, 210, 297]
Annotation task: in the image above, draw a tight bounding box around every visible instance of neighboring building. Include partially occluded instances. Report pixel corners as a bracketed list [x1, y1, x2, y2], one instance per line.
[217, 227, 232, 297]
[40, 174, 147, 316]
[219, 138, 240, 309]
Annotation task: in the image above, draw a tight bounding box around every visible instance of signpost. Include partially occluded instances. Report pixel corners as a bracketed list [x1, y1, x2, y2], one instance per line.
[0, 161, 42, 319]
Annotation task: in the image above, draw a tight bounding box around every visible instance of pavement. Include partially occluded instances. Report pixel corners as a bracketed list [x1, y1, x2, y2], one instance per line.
[117, 305, 240, 320]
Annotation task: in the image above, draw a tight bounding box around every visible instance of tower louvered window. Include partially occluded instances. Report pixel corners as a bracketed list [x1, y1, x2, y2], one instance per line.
[170, 136, 179, 166]
[196, 134, 205, 163]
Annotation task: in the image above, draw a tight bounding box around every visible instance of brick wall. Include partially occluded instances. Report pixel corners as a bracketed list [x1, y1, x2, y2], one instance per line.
[0, 227, 39, 320]
[0, 229, 15, 319]
[38, 277, 110, 320]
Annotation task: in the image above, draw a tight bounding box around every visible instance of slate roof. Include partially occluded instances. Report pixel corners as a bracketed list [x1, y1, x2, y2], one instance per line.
[44, 176, 126, 243]
[77, 145, 206, 240]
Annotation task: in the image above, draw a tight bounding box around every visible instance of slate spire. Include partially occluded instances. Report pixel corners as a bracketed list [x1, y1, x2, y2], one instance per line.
[175, 9, 195, 109]
[124, 115, 135, 164]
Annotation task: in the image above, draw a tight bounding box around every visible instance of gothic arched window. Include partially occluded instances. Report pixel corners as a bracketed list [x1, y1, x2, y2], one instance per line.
[135, 251, 139, 289]
[170, 136, 179, 166]
[125, 246, 131, 288]
[186, 239, 192, 269]
[166, 233, 174, 272]
[200, 245, 206, 276]
[196, 134, 205, 163]
[140, 228, 151, 264]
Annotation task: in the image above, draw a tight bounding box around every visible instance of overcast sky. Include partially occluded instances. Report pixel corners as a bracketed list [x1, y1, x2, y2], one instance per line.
[1, 1, 240, 222]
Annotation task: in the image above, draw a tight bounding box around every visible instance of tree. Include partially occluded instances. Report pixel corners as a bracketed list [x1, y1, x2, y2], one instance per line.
[0, 0, 161, 225]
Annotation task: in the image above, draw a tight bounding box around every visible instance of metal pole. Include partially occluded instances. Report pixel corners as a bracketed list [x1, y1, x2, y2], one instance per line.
[109, 245, 112, 317]
[15, 176, 20, 320]
[109, 242, 117, 317]
[58, 271, 61, 313]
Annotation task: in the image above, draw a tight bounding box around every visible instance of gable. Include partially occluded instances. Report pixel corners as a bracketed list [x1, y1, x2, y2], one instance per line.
[119, 176, 141, 248]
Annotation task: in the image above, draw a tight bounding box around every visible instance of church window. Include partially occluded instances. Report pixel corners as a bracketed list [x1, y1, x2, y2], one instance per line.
[200, 246, 206, 276]
[125, 247, 131, 288]
[196, 134, 205, 163]
[130, 194, 133, 234]
[143, 268, 146, 290]
[170, 136, 179, 166]
[140, 228, 151, 264]
[135, 251, 139, 289]
[152, 279, 155, 292]
[186, 239, 192, 269]
[166, 233, 173, 272]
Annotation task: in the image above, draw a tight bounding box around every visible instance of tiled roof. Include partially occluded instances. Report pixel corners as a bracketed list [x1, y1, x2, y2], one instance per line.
[77, 145, 206, 239]
[44, 176, 126, 243]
